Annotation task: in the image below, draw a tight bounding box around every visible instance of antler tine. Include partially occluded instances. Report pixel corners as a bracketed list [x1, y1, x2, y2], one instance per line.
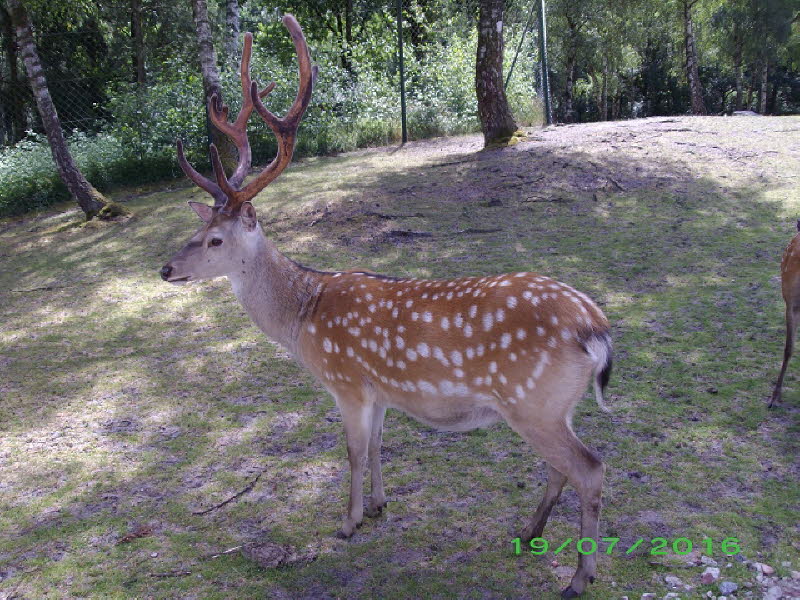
[226, 14, 315, 210]
[176, 139, 227, 205]
[208, 144, 239, 204]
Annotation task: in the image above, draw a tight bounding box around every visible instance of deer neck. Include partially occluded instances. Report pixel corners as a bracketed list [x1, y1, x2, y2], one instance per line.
[227, 233, 321, 358]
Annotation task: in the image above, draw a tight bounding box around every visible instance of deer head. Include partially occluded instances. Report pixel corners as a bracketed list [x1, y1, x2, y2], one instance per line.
[160, 14, 316, 285]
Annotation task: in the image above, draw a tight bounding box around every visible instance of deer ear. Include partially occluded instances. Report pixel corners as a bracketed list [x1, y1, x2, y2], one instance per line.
[188, 201, 214, 223]
[240, 202, 258, 231]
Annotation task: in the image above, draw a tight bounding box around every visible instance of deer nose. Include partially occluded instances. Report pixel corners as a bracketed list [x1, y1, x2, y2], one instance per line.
[160, 265, 173, 281]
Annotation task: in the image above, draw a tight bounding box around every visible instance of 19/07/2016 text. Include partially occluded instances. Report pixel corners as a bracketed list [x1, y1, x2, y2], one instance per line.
[511, 537, 742, 556]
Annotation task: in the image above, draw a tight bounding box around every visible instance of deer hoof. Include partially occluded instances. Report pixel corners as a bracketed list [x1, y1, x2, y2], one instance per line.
[335, 529, 352, 539]
[365, 505, 383, 518]
[560, 586, 580, 599]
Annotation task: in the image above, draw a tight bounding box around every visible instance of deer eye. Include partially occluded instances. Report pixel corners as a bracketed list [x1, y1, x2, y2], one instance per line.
[209, 238, 223, 247]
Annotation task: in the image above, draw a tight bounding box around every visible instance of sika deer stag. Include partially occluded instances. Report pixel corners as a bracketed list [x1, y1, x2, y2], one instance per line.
[160, 15, 613, 598]
[771, 220, 800, 407]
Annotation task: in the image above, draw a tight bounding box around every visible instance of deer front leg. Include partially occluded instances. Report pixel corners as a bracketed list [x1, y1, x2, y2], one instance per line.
[336, 397, 372, 538]
[365, 404, 387, 518]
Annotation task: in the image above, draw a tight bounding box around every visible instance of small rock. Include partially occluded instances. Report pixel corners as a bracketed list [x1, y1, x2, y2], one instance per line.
[641, 594, 657, 600]
[763, 586, 782, 600]
[701, 556, 719, 567]
[705, 592, 713, 598]
[665, 575, 683, 587]
[718, 596, 727, 600]
[718, 582, 738, 595]
[663, 593, 680, 599]
[551, 560, 559, 567]
[516, 481, 526, 489]
[781, 561, 791, 568]
[150, 552, 158, 558]
[726, 563, 732, 568]
[702, 567, 721, 584]
[707, 386, 718, 394]
[761, 563, 775, 575]
[553, 565, 574, 579]
[791, 570, 800, 580]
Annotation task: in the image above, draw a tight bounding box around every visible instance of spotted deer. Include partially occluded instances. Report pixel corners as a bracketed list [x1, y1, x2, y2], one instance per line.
[160, 15, 613, 598]
[771, 220, 800, 407]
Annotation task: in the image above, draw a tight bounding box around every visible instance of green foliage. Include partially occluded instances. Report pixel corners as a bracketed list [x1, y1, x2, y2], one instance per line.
[0, 131, 179, 217]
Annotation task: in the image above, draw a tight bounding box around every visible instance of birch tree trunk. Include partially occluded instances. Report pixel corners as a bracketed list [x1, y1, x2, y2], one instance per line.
[224, 0, 240, 70]
[476, 0, 517, 145]
[191, 0, 236, 172]
[7, 0, 108, 219]
[759, 58, 768, 114]
[682, 0, 706, 115]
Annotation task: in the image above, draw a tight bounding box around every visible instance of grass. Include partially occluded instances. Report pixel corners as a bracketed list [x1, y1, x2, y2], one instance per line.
[0, 116, 798, 599]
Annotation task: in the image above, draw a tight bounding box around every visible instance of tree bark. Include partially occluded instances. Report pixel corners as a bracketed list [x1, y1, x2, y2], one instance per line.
[7, 0, 107, 218]
[682, 0, 706, 115]
[131, 0, 145, 84]
[601, 57, 609, 121]
[224, 0, 240, 70]
[759, 58, 768, 114]
[563, 49, 576, 122]
[0, 4, 26, 142]
[476, 0, 517, 145]
[191, 0, 237, 173]
[734, 56, 743, 111]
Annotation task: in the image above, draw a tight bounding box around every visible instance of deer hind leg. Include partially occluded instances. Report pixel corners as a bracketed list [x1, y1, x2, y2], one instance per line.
[365, 404, 387, 518]
[771, 305, 798, 407]
[513, 421, 605, 598]
[335, 396, 373, 538]
[521, 463, 567, 542]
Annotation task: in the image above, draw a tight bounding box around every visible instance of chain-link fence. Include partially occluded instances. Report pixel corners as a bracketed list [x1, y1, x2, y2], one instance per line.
[0, 4, 543, 215]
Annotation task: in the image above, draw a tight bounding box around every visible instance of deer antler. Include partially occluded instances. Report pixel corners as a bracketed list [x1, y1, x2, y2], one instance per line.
[176, 14, 316, 214]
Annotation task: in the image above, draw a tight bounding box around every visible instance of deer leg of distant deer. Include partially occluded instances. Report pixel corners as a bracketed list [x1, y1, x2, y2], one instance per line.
[365, 404, 387, 518]
[520, 463, 567, 542]
[771, 306, 797, 407]
[336, 398, 372, 538]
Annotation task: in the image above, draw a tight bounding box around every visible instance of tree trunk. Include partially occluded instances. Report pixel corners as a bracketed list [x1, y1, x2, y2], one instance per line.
[768, 74, 780, 114]
[601, 57, 609, 121]
[342, 0, 353, 74]
[191, 0, 237, 173]
[476, 0, 517, 146]
[682, 0, 706, 115]
[733, 31, 743, 111]
[7, 0, 107, 219]
[563, 50, 576, 122]
[131, 0, 145, 84]
[759, 58, 768, 114]
[0, 4, 26, 142]
[224, 0, 240, 70]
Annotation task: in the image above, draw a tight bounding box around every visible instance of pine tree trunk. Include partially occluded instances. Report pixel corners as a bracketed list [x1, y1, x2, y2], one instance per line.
[759, 58, 768, 114]
[682, 0, 706, 115]
[224, 0, 240, 70]
[7, 0, 107, 218]
[191, 0, 237, 173]
[563, 51, 576, 122]
[601, 58, 609, 121]
[476, 0, 517, 146]
[131, 0, 145, 84]
[733, 31, 743, 111]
